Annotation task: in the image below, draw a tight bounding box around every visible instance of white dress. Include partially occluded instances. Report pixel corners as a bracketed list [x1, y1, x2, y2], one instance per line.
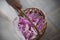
[0, 0, 25, 40]
[0, 0, 60, 40]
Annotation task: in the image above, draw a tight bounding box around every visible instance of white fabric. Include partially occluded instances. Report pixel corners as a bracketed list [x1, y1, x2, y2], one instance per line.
[0, 0, 25, 40]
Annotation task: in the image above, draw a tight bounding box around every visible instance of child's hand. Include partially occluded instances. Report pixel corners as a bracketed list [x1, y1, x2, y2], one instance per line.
[6, 0, 22, 10]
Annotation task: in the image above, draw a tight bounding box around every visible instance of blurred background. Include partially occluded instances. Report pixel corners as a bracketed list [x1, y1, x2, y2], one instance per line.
[20, 0, 60, 40]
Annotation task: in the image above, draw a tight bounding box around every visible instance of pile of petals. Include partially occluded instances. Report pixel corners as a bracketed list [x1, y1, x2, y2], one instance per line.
[18, 12, 45, 40]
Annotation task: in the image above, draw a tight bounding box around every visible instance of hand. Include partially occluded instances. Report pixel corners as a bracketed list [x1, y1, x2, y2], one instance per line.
[6, 0, 22, 10]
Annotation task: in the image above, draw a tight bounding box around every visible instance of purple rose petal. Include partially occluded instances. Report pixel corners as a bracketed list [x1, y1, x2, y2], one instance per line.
[18, 12, 45, 40]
